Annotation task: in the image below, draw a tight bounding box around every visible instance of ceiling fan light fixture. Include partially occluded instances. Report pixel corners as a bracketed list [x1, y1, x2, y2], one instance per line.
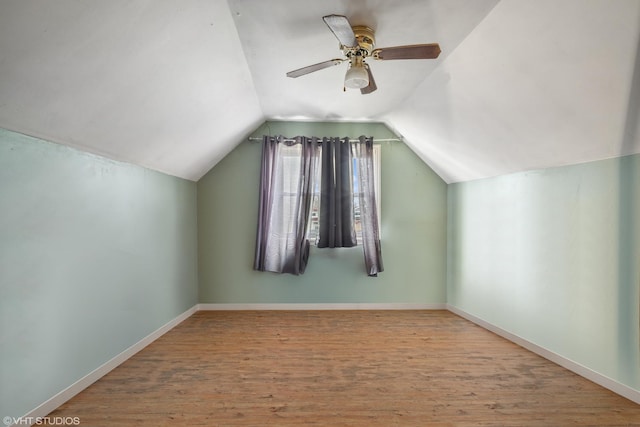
[344, 63, 369, 89]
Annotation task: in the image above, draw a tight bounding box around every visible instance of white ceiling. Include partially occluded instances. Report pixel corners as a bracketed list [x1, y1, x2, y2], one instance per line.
[0, 0, 639, 182]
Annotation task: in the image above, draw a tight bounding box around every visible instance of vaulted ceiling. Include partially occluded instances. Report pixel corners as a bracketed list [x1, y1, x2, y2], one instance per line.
[1, 0, 639, 183]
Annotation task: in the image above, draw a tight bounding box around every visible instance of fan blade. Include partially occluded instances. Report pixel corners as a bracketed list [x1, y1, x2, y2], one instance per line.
[361, 65, 377, 95]
[286, 59, 345, 78]
[373, 44, 441, 60]
[322, 15, 358, 48]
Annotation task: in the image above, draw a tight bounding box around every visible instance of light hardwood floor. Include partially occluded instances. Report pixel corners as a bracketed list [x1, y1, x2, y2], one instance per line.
[46, 310, 640, 426]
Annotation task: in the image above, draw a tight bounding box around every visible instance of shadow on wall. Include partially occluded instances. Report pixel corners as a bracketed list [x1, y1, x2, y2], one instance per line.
[618, 11, 640, 386]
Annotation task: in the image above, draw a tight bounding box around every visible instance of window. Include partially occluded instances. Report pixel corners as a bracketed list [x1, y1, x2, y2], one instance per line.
[307, 144, 381, 245]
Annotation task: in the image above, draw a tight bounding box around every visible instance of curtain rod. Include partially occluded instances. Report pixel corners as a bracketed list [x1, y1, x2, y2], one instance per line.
[248, 136, 401, 143]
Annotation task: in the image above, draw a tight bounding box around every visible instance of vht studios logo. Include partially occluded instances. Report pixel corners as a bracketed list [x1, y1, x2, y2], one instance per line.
[3, 416, 80, 426]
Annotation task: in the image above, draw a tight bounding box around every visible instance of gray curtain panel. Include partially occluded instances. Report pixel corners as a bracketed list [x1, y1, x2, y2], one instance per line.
[317, 137, 357, 248]
[354, 136, 384, 276]
[254, 135, 319, 275]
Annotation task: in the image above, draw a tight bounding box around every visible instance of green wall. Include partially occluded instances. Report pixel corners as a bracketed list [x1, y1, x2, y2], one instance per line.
[0, 129, 199, 419]
[198, 121, 448, 304]
[447, 154, 640, 391]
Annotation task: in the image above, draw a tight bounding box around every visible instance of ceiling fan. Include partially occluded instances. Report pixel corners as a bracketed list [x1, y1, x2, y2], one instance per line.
[286, 14, 441, 94]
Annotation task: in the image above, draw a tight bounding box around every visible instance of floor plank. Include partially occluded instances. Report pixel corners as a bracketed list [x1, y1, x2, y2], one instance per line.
[46, 310, 640, 426]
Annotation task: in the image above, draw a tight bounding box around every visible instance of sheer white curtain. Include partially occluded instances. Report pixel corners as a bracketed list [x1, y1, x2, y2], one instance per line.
[353, 136, 383, 276]
[254, 136, 319, 275]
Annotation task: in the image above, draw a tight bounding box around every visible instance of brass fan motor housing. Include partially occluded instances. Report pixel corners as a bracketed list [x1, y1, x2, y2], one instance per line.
[351, 25, 375, 57]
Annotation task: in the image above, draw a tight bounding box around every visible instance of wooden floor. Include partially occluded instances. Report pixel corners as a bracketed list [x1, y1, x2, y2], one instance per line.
[47, 310, 640, 426]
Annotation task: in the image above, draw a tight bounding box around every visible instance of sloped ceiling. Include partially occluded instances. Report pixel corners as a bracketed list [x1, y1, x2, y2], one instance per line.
[0, 0, 639, 182]
[0, 0, 263, 181]
[387, 0, 640, 182]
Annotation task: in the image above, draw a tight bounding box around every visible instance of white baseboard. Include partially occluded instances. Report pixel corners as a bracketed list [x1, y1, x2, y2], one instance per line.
[15, 305, 199, 427]
[447, 304, 640, 405]
[197, 302, 447, 311]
